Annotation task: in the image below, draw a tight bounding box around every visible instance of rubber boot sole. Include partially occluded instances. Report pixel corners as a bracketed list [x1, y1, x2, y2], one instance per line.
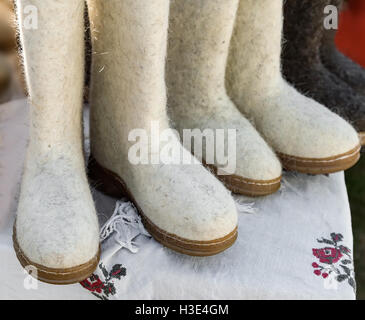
[88, 156, 238, 257]
[13, 227, 100, 285]
[204, 163, 281, 197]
[278, 145, 361, 175]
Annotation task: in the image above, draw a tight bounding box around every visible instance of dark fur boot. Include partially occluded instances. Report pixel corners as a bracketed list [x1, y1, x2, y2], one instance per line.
[282, 0, 365, 141]
[321, 0, 365, 96]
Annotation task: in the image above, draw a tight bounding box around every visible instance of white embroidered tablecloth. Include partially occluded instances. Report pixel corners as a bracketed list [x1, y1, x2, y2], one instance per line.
[0, 99, 356, 300]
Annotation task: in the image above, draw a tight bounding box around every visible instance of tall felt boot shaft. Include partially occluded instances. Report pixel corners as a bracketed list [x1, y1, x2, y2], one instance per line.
[14, 0, 100, 274]
[227, 0, 283, 104]
[282, 0, 365, 134]
[282, 0, 341, 67]
[88, 0, 170, 167]
[167, 0, 282, 186]
[87, 0, 238, 246]
[227, 0, 359, 164]
[167, 0, 238, 113]
[17, 0, 85, 156]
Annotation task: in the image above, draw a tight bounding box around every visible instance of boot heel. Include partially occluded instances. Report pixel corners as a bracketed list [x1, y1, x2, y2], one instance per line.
[88, 156, 127, 198]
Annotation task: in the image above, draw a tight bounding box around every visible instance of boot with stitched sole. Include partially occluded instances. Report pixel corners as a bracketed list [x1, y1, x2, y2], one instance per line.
[13, 0, 100, 285]
[282, 0, 365, 147]
[227, 0, 360, 174]
[166, 0, 282, 197]
[87, 0, 238, 256]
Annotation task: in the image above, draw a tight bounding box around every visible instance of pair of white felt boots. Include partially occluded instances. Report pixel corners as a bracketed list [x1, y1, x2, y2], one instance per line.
[14, 0, 361, 284]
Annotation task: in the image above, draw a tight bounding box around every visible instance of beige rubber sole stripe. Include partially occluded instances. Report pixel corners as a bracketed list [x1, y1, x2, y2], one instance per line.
[278, 144, 361, 175]
[13, 226, 100, 285]
[88, 157, 238, 256]
[204, 163, 282, 197]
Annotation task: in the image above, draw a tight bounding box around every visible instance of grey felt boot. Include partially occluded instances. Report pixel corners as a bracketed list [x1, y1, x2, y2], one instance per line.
[282, 0, 365, 145]
[320, 2, 365, 96]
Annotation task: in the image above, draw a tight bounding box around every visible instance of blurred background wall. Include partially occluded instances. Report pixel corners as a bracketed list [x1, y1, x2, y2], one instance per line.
[0, 0, 26, 104]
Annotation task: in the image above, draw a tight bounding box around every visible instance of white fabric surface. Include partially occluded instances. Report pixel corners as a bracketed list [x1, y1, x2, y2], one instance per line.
[0, 99, 356, 300]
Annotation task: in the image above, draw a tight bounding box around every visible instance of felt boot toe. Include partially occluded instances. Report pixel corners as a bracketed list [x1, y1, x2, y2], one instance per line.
[89, 146, 238, 257]
[226, 0, 361, 174]
[14, 0, 100, 284]
[14, 156, 100, 284]
[167, 0, 282, 196]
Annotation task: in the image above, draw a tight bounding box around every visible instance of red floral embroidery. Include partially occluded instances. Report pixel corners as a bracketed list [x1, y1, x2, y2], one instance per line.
[80, 263, 126, 300]
[314, 269, 321, 276]
[311, 233, 355, 292]
[80, 275, 105, 294]
[312, 247, 343, 264]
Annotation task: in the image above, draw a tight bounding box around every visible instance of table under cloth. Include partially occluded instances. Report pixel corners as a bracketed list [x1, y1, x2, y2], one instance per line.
[0, 99, 356, 300]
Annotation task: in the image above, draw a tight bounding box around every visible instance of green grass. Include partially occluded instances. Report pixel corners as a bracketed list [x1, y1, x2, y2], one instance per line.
[345, 154, 365, 300]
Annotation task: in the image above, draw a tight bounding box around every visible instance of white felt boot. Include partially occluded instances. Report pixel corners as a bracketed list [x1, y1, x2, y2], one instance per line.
[14, 0, 100, 284]
[167, 0, 282, 196]
[227, 0, 360, 174]
[87, 0, 237, 256]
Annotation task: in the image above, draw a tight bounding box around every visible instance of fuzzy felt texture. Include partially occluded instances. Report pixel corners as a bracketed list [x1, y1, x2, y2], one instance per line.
[227, 0, 359, 158]
[282, 0, 365, 133]
[88, 0, 237, 242]
[166, 0, 281, 181]
[15, 0, 99, 269]
[321, 3, 365, 96]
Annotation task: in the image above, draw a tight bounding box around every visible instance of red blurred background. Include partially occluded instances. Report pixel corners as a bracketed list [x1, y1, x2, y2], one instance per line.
[337, 0, 365, 67]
